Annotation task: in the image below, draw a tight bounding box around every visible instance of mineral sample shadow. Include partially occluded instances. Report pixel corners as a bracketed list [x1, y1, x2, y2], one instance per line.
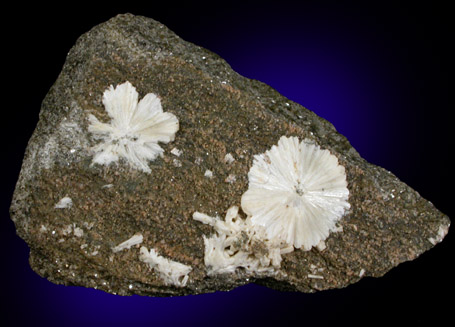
[10, 13, 450, 296]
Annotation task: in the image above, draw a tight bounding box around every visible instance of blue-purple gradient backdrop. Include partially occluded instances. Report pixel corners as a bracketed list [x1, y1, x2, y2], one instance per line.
[3, 2, 452, 326]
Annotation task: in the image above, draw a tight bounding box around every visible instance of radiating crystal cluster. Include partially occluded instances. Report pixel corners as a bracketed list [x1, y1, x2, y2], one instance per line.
[88, 83, 350, 279]
[111, 233, 143, 253]
[193, 206, 293, 275]
[194, 136, 350, 276]
[139, 247, 192, 287]
[242, 136, 350, 250]
[88, 81, 179, 173]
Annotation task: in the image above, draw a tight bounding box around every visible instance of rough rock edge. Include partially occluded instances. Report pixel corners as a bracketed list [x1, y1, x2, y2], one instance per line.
[10, 13, 450, 296]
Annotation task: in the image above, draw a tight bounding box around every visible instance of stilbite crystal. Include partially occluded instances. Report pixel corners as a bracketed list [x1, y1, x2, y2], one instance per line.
[9, 14, 449, 296]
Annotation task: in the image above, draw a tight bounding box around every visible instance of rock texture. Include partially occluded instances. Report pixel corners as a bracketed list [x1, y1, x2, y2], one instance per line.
[10, 13, 449, 296]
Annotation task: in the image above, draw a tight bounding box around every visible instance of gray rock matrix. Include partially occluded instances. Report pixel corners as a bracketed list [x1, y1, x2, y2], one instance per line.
[10, 13, 449, 296]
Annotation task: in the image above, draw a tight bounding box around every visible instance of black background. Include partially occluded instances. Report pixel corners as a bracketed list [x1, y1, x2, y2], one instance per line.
[2, 1, 452, 326]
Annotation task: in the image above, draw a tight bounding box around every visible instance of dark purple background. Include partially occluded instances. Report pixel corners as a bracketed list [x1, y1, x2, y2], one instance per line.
[3, 2, 452, 326]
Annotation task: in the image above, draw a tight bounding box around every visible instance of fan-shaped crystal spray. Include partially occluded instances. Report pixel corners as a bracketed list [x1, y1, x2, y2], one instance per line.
[241, 136, 350, 250]
[88, 81, 179, 173]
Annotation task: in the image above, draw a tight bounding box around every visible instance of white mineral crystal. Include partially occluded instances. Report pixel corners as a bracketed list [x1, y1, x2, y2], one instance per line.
[102, 184, 113, 189]
[241, 136, 350, 250]
[55, 196, 73, 209]
[73, 226, 84, 238]
[315, 240, 327, 252]
[112, 233, 143, 253]
[172, 158, 182, 167]
[225, 174, 236, 183]
[224, 153, 235, 164]
[88, 81, 179, 173]
[193, 206, 293, 275]
[139, 247, 192, 287]
[170, 147, 182, 157]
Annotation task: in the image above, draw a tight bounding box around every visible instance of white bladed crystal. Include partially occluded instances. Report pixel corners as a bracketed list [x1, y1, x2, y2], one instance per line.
[55, 196, 73, 209]
[88, 81, 179, 173]
[112, 233, 143, 253]
[241, 136, 350, 250]
[139, 247, 192, 287]
[193, 206, 291, 275]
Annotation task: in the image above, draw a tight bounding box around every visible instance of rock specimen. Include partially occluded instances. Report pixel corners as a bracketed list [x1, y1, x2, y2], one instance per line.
[10, 13, 450, 296]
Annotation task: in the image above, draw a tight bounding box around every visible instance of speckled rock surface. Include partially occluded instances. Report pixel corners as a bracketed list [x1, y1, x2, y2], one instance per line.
[10, 13, 450, 296]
